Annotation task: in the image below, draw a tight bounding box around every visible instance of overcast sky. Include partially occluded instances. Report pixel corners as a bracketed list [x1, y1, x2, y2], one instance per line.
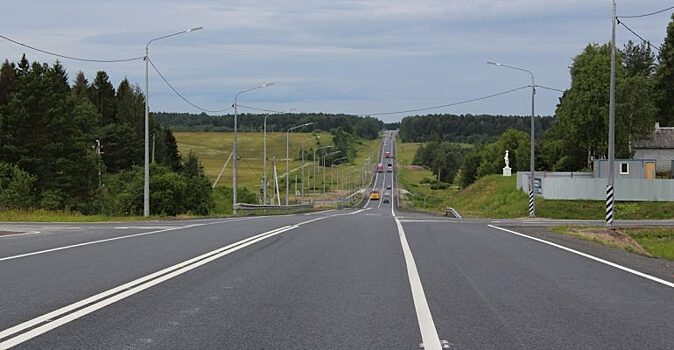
[1, 0, 671, 122]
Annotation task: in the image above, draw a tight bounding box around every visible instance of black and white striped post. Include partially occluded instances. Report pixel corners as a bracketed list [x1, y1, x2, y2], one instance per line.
[606, 185, 614, 225]
[528, 190, 535, 217]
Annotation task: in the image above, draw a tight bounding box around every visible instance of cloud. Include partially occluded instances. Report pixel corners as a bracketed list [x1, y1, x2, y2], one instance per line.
[1, 0, 671, 120]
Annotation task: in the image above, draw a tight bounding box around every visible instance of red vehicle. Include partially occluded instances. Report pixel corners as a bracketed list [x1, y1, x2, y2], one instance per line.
[376, 163, 384, 173]
[384, 151, 391, 158]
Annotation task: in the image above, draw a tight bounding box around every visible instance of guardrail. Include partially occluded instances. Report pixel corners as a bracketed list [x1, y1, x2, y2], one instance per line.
[234, 203, 314, 216]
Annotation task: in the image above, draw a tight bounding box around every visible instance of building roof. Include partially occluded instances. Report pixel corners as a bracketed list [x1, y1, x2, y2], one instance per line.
[634, 127, 674, 149]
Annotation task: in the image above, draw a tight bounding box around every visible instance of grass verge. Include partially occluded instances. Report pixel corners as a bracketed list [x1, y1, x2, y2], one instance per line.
[0, 210, 146, 222]
[550, 226, 674, 260]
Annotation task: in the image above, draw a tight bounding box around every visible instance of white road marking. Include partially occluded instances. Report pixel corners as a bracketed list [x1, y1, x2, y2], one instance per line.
[0, 225, 296, 348]
[392, 170, 442, 350]
[488, 225, 674, 289]
[115, 226, 181, 230]
[0, 217, 282, 263]
[393, 215, 442, 349]
[399, 219, 458, 223]
[0, 209, 366, 347]
[0, 226, 195, 263]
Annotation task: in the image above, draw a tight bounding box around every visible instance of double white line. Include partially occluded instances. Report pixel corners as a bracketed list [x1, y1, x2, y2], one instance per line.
[0, 225, 296, 349]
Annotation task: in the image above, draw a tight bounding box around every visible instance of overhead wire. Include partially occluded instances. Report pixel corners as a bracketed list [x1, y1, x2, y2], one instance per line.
[147, 57, 233, 114]
[616, 19, 661, 52]
[0, 34, 144, 63]
[617, 5, 674, 19]
[366, 85, 531, 116]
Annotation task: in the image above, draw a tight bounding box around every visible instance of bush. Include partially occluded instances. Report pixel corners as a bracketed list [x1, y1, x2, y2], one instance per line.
[0, 162, 37, 209]
[430, 182, 450, 190]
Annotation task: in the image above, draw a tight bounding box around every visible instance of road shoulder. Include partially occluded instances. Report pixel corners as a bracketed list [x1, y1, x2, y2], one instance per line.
[498, 225, 674, 284]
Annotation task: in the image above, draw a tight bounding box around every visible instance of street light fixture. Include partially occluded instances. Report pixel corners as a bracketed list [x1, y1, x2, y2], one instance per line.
[301, 136, 319, 198]
[144, 26, 203, 217]
[232, 82, 274, 211]
[487, 60, 536, 218]
[285, 122, 314, 205]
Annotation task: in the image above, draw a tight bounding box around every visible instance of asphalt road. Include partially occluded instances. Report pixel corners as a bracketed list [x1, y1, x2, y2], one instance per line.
[1, 131, 673, 349]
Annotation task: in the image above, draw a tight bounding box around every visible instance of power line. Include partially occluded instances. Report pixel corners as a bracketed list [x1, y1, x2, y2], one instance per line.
[146, 57, 233, 114]
[0, 34, 144, 63]
[617, 5, 674, 19]
[367, 85, 531, 116]
[616, 19, 661, 52]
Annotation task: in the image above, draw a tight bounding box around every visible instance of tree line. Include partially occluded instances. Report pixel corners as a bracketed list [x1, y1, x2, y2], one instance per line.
[154, 112, 383, 140]
[0, 55, 212, 215]
[410, 13, 674, 188]
[399, 114, 554, 144]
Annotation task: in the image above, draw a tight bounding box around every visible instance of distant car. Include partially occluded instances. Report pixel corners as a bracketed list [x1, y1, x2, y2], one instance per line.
[386, 165, 393, 173]
[386, 185, 391, 189]
[369, 191, 380, 200]
[384, 190, 391, 197]
[383, 198, 390, 203]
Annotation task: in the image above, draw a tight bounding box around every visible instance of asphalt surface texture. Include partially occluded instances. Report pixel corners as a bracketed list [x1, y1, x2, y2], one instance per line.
[0, 131, 672, 349]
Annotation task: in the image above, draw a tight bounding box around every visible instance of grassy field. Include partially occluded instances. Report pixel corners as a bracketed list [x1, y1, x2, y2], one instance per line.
[395, 137, 674, 220]
[551, 226, 674, 261]
[175, 131, 380, 203]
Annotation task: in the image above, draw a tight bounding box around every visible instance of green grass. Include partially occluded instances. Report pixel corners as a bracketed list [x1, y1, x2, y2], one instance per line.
[175, 131, 380, 203]
[396, 137, 674, 220]
[175, 131, 331, 190]
[551, 226, 674, 261]
[625, 228, 674, 260]
[0, 210, 146, 222]
[395, 138, 458, 211]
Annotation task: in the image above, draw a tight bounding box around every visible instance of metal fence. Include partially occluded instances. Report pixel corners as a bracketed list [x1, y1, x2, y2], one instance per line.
[517, 172, 674, 201]
[234, 203, 314, 216]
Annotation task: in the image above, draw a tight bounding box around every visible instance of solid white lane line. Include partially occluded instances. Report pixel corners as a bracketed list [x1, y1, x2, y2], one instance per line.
[488, 225, 674, 289]
[0, 226, 195, 263]
[0, 225, 295, 348]
[0, 209, 367, 347]
[398, 219, 459, 223]
[394, 216, 442, 350]
[115, 226, 181, 230]
[391, 166, 442, 350]
[0, 217, 268, 263]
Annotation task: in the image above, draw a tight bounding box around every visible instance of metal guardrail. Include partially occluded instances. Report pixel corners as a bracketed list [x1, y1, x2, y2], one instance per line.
[234, 203, 314, 216]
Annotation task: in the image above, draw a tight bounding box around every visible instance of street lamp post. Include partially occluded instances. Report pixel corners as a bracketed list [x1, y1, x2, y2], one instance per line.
[331, 156, 348, 194]
[323, 151, 341, 204]
[487, 61, 536, 218]
[607, 0, 617, 227]
[301, 136, 319, 198]
[144, 26, 203, 217]
[285, 122, 313, 205]
[263, 109, 294, 205]
[313, 145, 332, 196]
[232, 83, 274, 212]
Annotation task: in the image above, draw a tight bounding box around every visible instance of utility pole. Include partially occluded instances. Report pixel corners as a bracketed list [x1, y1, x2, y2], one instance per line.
[607, 0, 617, 227]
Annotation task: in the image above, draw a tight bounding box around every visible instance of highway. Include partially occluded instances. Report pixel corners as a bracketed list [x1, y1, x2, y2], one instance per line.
[0, 131, 673, 349]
